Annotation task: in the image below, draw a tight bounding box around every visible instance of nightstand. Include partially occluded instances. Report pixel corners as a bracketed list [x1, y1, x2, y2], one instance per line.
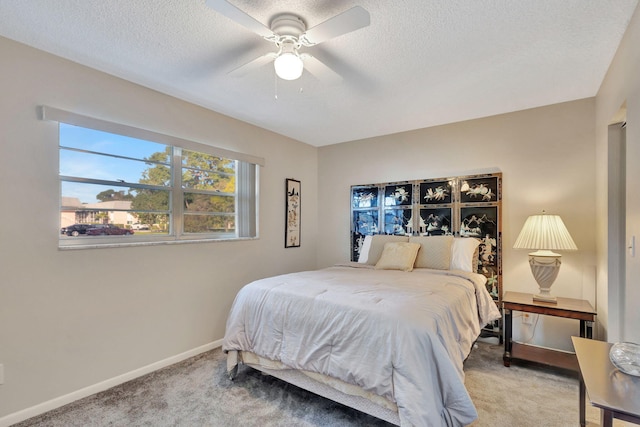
[502, 291, 596, 371]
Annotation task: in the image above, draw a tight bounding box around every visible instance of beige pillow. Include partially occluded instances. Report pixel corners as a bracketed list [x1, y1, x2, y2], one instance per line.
[409, 235, 454, 270]
[450, 237, 481, 272]
[375, 242, 421, 272]
[364, 235, 410, 265]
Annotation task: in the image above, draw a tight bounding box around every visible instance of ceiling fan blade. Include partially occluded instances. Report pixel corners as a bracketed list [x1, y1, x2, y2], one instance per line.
[300, 6, 370, 46]
[206, 0, 274, 39]
[301, 54, 342, 84]
[228, 52, 277, 76]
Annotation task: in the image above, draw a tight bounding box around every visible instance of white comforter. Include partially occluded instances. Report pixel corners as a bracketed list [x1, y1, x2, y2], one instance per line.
[223, 263, 501, 426]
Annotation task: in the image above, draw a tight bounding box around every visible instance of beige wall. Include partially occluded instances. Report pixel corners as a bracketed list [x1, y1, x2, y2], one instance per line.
[595, 4, 640, 343]
[3, 3, 640, 421]
[318, 98, 597, 351]
[0, 36, 318, 420]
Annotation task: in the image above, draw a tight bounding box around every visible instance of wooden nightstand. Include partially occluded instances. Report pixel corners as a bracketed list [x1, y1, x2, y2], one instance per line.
[502, 291, 596, 371]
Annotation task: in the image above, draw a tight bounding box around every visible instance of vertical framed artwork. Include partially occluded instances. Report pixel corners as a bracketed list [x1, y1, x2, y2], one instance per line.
[285, 178, 301, 248]
[351, 185, 382, 260]
[459, 205, 500, 297]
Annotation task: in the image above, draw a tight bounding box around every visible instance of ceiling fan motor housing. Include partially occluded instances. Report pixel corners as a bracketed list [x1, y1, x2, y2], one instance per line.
[270, 14, 306, 40]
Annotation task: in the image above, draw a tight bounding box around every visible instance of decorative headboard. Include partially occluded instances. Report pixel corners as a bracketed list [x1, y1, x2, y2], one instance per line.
[350, 172, 502, 336]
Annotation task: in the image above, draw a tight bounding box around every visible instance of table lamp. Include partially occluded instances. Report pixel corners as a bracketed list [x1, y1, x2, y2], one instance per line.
[513, 212, 577, 303]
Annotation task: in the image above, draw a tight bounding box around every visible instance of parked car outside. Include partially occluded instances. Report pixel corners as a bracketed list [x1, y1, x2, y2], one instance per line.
[63, 224, 94, 237]
[86, 224, 134, 236]
[131, 223, 150, 230]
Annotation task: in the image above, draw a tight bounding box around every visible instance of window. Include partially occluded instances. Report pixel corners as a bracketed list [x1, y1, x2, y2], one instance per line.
[41, 106, 262, 248]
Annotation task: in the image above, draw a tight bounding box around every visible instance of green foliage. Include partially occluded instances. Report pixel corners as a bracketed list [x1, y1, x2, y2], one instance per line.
[184, 214, 235, 233]
[139, 148, 172, 186]
[98, 147, 236, 232]
[130, 147, 171, 227]
[96, 189, 134, 202]
[182, 150, 235, 193]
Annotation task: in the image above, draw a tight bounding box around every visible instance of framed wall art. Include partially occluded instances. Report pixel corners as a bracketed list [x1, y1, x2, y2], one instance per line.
[384, 182, 413, 206]
[352, 186, 380, 208]
[353, 209, 380, 235]
[418, 207, 452, 236]
[419, 180, 452, 205]
[460, 205, 501, 299]
[350, 184, 382, 260]
[459, 176, 499, 203]
[285, 178, 301, 248]
[383, 208, 413, 235]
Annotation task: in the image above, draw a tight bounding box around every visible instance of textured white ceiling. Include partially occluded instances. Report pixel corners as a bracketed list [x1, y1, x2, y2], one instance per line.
[0, 1, 637, 146]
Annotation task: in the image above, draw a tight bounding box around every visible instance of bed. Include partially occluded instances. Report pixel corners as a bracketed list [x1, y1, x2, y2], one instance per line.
[222, 235, 501, 426]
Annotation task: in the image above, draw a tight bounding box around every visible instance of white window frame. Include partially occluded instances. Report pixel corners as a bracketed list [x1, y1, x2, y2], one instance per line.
[40, 106, 263, 249]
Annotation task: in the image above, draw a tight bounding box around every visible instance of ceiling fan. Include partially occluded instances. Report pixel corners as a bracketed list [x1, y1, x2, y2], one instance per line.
[205, 0, 370, 82]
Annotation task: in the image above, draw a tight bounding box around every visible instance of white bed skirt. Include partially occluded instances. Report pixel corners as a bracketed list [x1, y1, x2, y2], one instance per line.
[227, 350, 401, 426]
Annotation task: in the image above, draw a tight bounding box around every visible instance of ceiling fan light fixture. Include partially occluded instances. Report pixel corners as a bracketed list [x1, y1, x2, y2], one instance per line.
[207, 2, 371, 83]
[274, 51, 304, 80]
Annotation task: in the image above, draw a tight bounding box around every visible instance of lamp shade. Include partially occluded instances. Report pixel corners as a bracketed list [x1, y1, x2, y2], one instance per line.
[513, 214, 577, 251]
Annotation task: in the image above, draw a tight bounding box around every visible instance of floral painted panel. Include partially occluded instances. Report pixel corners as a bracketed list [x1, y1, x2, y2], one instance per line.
[459, 176, 499, 203]
[383, 183, 412, 206]
[419, 180, 452, 205]
[352, 186, 379, 208]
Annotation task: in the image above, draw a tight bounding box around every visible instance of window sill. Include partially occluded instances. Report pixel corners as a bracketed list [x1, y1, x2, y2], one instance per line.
[58, 236, 258, 250]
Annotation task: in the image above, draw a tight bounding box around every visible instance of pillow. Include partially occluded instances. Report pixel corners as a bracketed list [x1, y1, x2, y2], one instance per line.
[363, 235, 410, 265]
[450, 237, 481, 272]
[357, 235, 374, 263]
[374, 242, 421, 272]
[409, 235, 454, 270]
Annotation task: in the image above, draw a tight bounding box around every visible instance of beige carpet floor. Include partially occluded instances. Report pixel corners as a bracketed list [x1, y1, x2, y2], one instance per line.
[13, 341, 628, 426]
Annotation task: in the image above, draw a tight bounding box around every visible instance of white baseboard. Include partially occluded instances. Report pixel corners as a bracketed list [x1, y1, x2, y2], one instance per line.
[0, 340, 222, 427]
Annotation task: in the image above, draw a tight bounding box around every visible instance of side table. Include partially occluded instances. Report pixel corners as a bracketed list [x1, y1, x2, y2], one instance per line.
[503, 291, 596, 371]
[572, 336, 640, 427]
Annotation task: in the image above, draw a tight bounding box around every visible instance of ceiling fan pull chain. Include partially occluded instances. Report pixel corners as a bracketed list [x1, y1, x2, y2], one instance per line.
[274, 71, 278, 100]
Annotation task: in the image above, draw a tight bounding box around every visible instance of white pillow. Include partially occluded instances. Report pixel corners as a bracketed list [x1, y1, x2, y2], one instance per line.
[450, 237, 481, 272]
[375, 242, 421, 272]
[357, 235, 373, 263]
[409, 235, 454, 270]
[362, 235, 410, 265]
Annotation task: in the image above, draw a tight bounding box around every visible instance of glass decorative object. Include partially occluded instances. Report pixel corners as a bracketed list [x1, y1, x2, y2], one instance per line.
[609, 342, 640, 376]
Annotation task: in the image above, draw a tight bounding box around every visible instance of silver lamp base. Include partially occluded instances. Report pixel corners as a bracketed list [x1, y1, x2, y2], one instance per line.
[529, 250, 562, 304]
